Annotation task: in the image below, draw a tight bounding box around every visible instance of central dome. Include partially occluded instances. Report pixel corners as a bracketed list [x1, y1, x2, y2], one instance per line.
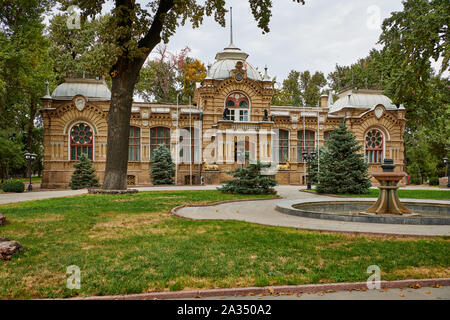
[206, 7, 263, 81]
[206, 44, 262, 81]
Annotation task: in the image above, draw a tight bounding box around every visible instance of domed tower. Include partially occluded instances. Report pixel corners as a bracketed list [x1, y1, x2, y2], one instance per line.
[192, 8, 275, 184]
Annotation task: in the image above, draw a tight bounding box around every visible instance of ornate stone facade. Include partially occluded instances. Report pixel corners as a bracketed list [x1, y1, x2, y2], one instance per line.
[40, 42, 406, 189]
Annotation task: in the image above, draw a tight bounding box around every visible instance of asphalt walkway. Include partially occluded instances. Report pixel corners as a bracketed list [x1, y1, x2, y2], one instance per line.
[1, 185, 449, 236]
[175, 186, 450, 237]
[178, 286, 450, 300]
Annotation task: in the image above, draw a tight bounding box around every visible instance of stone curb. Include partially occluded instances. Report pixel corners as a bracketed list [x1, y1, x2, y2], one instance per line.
[171, 198, 444, 239]
[65, 278, 450, 300]
[88, 188, 139, 194]
[170, 196, 282, 215]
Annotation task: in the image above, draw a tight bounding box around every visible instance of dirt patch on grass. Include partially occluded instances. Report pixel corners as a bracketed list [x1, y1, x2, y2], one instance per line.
[88, 212, 174, 239]
[112, 199, 137, 203]
[21, 269, 65, 291]
[390, 266, 450, 279]
[13, 214, 64, 223]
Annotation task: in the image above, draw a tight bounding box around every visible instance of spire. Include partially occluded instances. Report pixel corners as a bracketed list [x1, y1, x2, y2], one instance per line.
[263, 65, 270, 80]
[230, 7, 233, 45]
[328, 90, 334, 107]
[42, 80, 52, 100]
[229, 7, 235, 47]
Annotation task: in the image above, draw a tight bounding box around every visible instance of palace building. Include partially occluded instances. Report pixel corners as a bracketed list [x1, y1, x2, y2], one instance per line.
[40, 30, 407, 189]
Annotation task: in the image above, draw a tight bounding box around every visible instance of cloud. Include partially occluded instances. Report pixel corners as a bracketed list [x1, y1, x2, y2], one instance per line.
[164, 0, 404, 81]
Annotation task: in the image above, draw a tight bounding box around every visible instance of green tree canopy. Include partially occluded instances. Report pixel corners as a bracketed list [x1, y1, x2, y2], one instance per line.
[317, 122, 371, 194]
[150, 145, 175, 185]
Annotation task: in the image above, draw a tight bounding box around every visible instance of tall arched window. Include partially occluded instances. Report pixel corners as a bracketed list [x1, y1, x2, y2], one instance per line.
[150, 127, 170, 160]
[224, 91, 250, 122]
[129, 126, 141, 161]
[70, 122, 94, 160]
[274, 130, 289, 163]
[365, 128, 384, 163]
[179, 127, 200, 164]
[297, 130, 315, 162]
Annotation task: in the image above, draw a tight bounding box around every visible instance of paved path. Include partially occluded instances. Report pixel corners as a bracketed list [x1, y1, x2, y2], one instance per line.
[1, 185, 449, 236]
[179, 286, 450, 300]
[175, 186, 450, 237]
[0, 185, 219, 205]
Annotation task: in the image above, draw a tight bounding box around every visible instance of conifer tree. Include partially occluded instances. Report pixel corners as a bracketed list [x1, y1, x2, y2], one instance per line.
[219, 161, 277, 195]
[69, 153, 100, 190]
[317, 122, 371, 194]
[150, 145, 175, 185]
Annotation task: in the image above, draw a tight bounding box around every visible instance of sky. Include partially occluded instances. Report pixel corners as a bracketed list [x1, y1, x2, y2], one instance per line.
[155, 0, 405, 84]
[52, 0, 407, 84]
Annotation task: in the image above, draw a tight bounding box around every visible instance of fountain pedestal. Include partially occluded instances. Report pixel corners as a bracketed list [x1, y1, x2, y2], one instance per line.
[363, 159, 412, 215]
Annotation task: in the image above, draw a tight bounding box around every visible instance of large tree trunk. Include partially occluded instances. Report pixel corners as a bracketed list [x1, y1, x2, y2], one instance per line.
[102, 59, 143, 190]
[102, 0, 174, 190]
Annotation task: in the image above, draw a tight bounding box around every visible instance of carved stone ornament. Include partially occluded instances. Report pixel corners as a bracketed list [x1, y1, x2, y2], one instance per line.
[74, 96, 87, 112]
[374, 106, 384, 119]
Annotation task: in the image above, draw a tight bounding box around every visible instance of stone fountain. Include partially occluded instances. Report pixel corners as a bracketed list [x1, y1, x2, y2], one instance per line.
[362, 159, 412, 215]
[276, 159, 449, 226]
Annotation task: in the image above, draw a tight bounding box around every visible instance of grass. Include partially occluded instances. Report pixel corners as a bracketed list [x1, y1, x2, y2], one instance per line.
[1, 177, 42, 184]
[0, 190, 448, 299]
[308, 188, 450, 200]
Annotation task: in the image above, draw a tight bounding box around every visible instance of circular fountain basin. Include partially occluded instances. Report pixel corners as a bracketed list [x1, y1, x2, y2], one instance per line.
[276, 198, 450, 225]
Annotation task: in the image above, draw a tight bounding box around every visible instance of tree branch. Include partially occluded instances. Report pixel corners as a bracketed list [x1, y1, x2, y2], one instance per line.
[138, 0, 174, 52]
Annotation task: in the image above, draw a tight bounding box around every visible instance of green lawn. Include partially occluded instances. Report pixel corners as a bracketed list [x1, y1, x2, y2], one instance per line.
[0, 190, 448, 299]
[309, 188, 450, 200]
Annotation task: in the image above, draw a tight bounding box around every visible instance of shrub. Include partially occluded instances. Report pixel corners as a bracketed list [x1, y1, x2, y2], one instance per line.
[69, 154, 100, 190]
[317, 122, 371, 194]
[408, 163, 422, 184]
[1, 179, 25, 193]
[218, 161, 277, 195]
[428, 177, 439, 186]
[150, 145, 175, 185]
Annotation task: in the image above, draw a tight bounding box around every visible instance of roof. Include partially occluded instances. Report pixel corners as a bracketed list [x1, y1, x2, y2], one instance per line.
[206, 42, 263, 81]
[51, 78, 111, 101]
[329, 89, 404, 114]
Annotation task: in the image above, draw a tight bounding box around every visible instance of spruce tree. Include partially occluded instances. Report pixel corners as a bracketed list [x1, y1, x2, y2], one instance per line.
[150, 145, 175, 185]
[317, 122, 371, 194]
[69, 153, 100, 190]
[219, 161, 278, 195]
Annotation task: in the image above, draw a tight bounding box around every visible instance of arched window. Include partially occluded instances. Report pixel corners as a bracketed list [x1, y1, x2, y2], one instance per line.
[297, 130, 315, 162]
[274, 130, 289, 163]
[224, 91, 250, 122]
[365, 128, 383, 163]
[150, 127, 170, 160]
[70, 122, 93, 160]
[179, 127, 200, 164]
[129, 127, 141, 161]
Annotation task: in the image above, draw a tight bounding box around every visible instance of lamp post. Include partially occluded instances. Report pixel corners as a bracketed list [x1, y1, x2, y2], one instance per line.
[175, 92, 182, 185]
[24, 152, 37, 191]
[302, 151, 317, 190]
[444, 157, 449, 188]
